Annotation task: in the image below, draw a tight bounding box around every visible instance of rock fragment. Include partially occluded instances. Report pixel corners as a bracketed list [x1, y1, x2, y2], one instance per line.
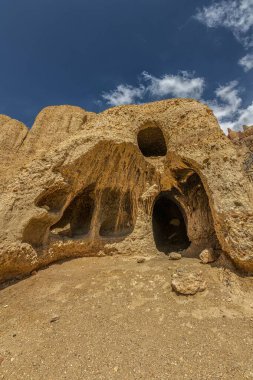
[199, 248, 216, 264]
[171, 268, 207, 295]
[50, 315, 60, 323]
[169, 252, 182, 260]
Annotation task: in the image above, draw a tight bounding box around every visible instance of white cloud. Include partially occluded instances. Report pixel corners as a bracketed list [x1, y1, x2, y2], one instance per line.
[236, 101, 253, 126]
[142, 71, 205, 99]
[206, 81, 253, 132]
[102, 71, 205, 106]
[208, 81, 242, 120]
[238, 53, 253, 71]
[101, 72, 253, 133]
[195, 0, 253, 71]
[102, 84, 144, 106]
[195, 0, 253, 48]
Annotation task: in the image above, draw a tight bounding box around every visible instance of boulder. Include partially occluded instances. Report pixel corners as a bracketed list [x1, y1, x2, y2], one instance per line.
[199, 248, 217, 264]
[171, 268, 207, 295]
[168, 252, 182, 260]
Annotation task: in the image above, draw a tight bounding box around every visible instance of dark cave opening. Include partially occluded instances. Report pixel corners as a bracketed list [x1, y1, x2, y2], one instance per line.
[152, 193, 190, 253]
[50, 184, 95, 238]
[137, 127, 167, 157]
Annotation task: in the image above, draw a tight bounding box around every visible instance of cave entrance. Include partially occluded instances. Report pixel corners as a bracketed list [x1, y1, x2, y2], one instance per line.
[137, 126, 167, 157]
[152, 193, 190, 253]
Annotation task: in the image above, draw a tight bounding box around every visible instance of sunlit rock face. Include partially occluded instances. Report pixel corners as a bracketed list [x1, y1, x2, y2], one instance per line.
[0, 99, 252, 281]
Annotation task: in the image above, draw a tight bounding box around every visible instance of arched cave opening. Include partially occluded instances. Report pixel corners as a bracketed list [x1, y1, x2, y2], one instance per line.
[50, 184, 95, 238]
[137, 127, 167, 157]
[152, 193, 190, 253]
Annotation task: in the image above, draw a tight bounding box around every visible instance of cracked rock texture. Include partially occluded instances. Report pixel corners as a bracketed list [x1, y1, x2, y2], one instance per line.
[0, 99, 252, 281]
[171, 267, 207, 295]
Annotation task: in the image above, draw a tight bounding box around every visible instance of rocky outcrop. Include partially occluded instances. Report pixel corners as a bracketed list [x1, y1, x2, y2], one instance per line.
[0, 115, 28, 154]
[228, 125, 253, 152]
[0, 116, 28, 192]
[21, 105, 96, 156]
[228, 126, 253, 183]
[0, 99, 252, 281]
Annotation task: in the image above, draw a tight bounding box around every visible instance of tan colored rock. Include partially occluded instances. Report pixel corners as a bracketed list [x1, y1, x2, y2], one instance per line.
[169, 252, 182, 260]
[199, 248, 217, 264]
[21, 105, 96, 156]
[171, 268, 207, 295]
[0, 98, 252, 282]
[0, 116, 28, 192]
[228, 125, 253, 184]
[0, 115, 28, 154]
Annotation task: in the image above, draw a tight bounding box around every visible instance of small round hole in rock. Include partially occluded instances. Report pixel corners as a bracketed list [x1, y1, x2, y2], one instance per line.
[137, 127, 167, 157]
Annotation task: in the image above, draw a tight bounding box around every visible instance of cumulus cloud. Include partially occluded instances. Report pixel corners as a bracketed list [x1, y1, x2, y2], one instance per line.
[102, 84, 145, 106]
[236, 101, 253, 126]
[102, 71, 205, 106]
[206, 81, 253, 132]
[238, 53, 253, 71]
[208, 81, 242, 120]
[101, 72, 253, 133]
[195, 0, 253, 48]
[142, 71, 205, 99]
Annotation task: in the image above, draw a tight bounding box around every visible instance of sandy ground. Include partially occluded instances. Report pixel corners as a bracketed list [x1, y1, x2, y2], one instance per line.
[1, 254, 253, 380]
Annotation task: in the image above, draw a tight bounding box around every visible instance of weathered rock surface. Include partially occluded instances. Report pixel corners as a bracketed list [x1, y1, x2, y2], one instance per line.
[199, 248, 217, 264]
[171, 268, 207, 295]
[169, 252, 182, 260]
[0, 98, 252, 281]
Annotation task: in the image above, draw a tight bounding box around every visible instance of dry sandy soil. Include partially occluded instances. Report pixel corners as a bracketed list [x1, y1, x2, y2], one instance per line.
[1, 254, 253, 380]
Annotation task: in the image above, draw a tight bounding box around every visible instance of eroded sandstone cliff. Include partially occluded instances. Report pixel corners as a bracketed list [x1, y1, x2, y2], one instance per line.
[0, 99, 252, 281]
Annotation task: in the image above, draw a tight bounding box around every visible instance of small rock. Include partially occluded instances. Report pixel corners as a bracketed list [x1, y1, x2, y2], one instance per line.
[169, 252, 182, 260]
[31, 270, 37, 276]
[0, 356, 4, 365]
[50, 315, 60, 323]
[137, 258, 145, 263]
[171, 267, 207, 295]
[12, 333, 17, 337]
[199, 248, 216, 264]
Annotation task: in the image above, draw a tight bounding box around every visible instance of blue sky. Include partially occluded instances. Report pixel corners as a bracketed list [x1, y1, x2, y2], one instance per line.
[0, 0, 253, 131]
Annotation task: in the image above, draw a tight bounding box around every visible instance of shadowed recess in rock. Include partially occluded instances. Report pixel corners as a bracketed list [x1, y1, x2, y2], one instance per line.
[23, 188, 70, 247]
[137, 126, 167, 157]
[99, 189, 134, 237]
[23, 218, 52, 247]
[152, 193, 190, 253]
[50, 184, 95, 238]
[36, 187, 68, 213]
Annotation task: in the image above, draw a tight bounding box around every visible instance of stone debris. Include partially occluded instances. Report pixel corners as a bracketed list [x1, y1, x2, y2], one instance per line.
[137, 258, 146, 264]
[168, 252, 182, 260]
[199, 248, 217, 264]
[171, 268, 207, 295]
[50, 315, 60, 323]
